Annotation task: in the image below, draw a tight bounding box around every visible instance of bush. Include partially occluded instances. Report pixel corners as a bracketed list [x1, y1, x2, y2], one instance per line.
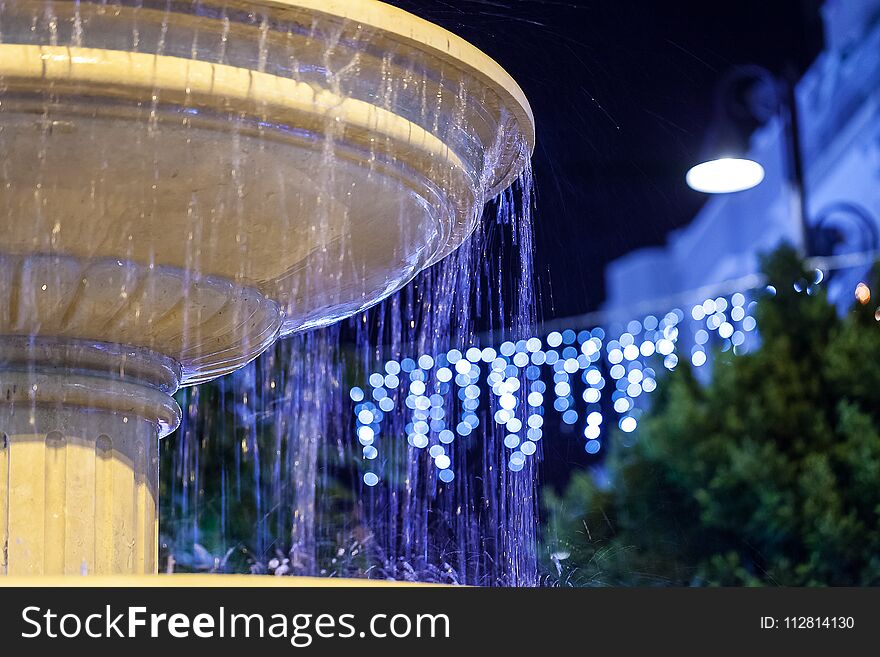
[543, 246, 880, 586]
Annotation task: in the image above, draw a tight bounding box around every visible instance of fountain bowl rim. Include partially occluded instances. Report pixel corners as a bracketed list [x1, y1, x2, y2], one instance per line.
[239, 0, 535, 161]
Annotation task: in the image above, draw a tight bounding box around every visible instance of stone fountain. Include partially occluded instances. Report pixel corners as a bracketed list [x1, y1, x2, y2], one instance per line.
[0, 0, 533, 576]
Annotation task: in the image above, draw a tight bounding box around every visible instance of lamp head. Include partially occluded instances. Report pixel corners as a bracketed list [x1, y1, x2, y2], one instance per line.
[687, 67, 778, 194]
[686, 157, 765, 194]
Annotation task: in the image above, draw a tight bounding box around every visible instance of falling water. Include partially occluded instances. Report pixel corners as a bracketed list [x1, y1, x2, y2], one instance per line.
[163, 169, 539, 584]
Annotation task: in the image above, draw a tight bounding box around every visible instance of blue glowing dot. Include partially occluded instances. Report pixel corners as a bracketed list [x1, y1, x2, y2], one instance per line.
[401, 358, 416, 372]
[418, 354, 435, 370]
[447, 349, 463, 364]
[434, 454, 451, 470]
[436, 367, 453, 382]
[350, 387, 365, 402]
[455, 359, 472, 375]
[357, 409, 374, 424]
[554, 382, 571, 397]
[562, 329, 576, 345]
[663, 354, 678, 370]
[439, 429, 455, 444]
[613, 397, 631, 413]
[527, 414, 544, 429]
[456, 422, 473, 436]
[585, 440, 601, 454]
[692, 350, 707, 367]
[583, 388, 601, 404]
[357, 426, 375, 445]
[562, 410, 578, 425]
[363, 445, 378, 460]
[507, 418, 523, 434]
[521, 440, 537, 456]
[587, 411, 603, 425]
[412, 434, 429, 449]
[384, 374, 400, 389]
[554, 398, 569, 412]
[527, 428, 543, 441]
[508, 460, 524, 473]
[504, 434, 521, 449]
[466, 347, 482, 362]
[546, 331, 563, 348]
[526, 337, 542, 352]
[620, 416, 638, 433]
[584, 424, 600, 440]
[429, 445, 445, 458]
[500, 342, 516, 357]
[510, 451, 525, 466]
[528, 392, 544, 407]
[363, 472, 379, 487]
[481, 347, 497, 362]
[743, 316, 757, 332]
[385, 360, 401, 375]
[439, 469, 455, 483]
[369, 373, 384, 388]
[378, 397, 394, 412]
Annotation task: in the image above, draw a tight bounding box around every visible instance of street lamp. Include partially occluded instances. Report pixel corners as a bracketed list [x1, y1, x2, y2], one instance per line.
[688, 64, 878, 266]
[687, 65, 815, 255]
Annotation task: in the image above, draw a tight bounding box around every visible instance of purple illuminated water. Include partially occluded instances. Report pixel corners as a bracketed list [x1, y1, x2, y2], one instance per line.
[162, 167, 539, 585]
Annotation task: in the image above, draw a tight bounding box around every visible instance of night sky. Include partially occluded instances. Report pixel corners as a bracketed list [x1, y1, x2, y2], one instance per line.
[388, 0, 824, 320]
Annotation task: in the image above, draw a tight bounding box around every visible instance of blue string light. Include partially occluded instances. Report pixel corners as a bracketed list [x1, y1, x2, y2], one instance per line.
[352, 291, 763, 485]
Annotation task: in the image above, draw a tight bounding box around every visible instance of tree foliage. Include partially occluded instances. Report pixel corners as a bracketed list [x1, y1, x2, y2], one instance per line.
[543, 246, 880, 586]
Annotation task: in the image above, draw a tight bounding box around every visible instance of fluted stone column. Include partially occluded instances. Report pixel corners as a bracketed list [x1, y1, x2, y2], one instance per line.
[0, 339, 180, 575]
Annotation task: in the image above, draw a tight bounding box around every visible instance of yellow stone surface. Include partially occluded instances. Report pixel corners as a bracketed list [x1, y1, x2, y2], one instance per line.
[0, 414, 159, 576]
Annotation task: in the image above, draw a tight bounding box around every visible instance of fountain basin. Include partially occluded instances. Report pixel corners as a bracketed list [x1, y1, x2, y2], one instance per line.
[0, 0, 534, 575]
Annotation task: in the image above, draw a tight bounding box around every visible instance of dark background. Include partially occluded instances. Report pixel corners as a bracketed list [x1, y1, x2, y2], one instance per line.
[387, 0, 824, 319]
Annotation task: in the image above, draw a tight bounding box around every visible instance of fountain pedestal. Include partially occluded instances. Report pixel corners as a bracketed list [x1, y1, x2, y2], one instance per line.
[0, 340, 180, 575]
